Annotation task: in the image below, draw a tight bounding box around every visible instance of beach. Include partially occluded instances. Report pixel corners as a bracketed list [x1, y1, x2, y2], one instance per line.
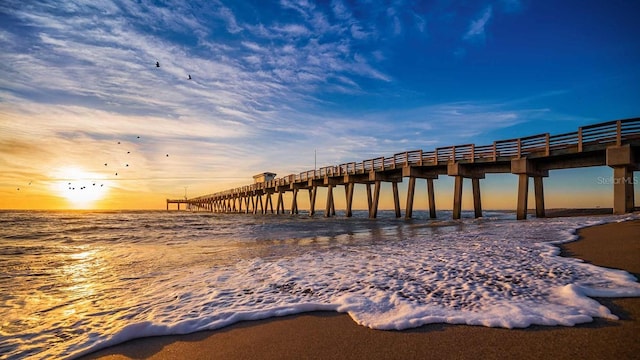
[81, 218, 640, 360]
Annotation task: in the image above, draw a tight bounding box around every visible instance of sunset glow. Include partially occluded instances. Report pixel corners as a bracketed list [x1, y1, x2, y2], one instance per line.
[51, 168, 110, 209]
[1, 1, 639, 210]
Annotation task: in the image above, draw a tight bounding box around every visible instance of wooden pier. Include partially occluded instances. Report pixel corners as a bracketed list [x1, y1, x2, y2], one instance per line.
[166, 199, 189, 211]
[169, 118, 640, 220]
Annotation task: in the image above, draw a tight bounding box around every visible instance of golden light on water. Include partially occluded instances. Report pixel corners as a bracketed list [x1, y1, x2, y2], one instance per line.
[51, 167, 110, 208]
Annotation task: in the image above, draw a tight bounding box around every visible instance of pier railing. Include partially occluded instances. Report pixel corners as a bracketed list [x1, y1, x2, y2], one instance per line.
[190, 117, 639, 201]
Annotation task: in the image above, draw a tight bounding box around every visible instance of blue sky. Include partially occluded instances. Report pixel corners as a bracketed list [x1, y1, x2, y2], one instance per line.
[1, 0, 639, 209]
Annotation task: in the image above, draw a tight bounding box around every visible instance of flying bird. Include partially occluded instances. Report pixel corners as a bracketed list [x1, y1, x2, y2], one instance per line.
[104, 163, 108, 166]
[115, 172, 118, 176]
[127, 151, 130, 154]
[156, 61, 160, 67]
[188, 74, 192, 80]
[166, 154, 169, 157]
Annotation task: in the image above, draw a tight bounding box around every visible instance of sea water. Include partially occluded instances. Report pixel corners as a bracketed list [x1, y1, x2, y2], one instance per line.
[1, 210, 639, 359]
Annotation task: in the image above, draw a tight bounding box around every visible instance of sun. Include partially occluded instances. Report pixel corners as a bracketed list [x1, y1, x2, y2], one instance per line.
[52, 167, 109, 208]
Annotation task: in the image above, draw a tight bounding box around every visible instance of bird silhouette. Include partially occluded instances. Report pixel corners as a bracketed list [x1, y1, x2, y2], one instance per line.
[156, 61, 160, 67]
[188, 74, 192, 80]
[115, 172, 118, 176]
[104, 163, 108, 166]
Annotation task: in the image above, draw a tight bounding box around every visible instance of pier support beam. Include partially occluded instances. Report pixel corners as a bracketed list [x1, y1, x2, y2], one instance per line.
[448, 163, 484, 220]
[392, 182, 401, 218]
[402, 167, 441, 219]
[325, 185, 334, 217]
[291, 188, 299, 215]
[309, 187, 317, 216]
[345, 183, 355, 217]
[607, 145, 637, 214]
[512, 158, 549, 220]
[516, 174, 529, 220]
[369, 181, 381, 218]
[266, 193, 274, 214]
[276, 192, 285, 214]
[366, 183, 373, 215]
[453, 176, 463, 220]
[534, 177, 545, 218]
[405, 177, 416, 219]
[472, 178, 482, 218]
[427, 178, 437, 219]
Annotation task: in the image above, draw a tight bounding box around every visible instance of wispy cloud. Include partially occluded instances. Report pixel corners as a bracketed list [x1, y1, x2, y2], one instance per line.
[3, 0, 599, 207]
[464, 6, 493, 41]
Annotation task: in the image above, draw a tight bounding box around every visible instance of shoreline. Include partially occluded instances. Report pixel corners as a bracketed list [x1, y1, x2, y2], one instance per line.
[80, 218, 640, 360]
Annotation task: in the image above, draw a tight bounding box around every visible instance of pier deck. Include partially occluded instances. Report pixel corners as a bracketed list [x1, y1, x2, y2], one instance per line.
[170, 118, 640, 219]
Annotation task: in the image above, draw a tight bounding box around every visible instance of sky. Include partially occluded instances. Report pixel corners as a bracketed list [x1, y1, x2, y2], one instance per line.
[1, 0, 639, 210]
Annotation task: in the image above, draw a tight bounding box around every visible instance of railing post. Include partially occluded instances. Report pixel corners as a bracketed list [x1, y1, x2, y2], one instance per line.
[418, 150, 423, 166]
[470, 144, 475, 163]
[578, 127, 583, 152]
[434, 148, 439, 164]
[451, 146, 456, 162]
[517, 139, 522, 159]
[545, 133, 550, 156]
[492, 142, 497, 161]
[616, 120, 622, 146]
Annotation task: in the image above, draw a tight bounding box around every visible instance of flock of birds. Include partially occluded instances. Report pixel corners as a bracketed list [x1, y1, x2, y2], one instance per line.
[15, 61, 182, 193]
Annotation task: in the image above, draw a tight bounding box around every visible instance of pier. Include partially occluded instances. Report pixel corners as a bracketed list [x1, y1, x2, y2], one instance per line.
[169, 118, 640, 220]
[166, 199, 190, 211]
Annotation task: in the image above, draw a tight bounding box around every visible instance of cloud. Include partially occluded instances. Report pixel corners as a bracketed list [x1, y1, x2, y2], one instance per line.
[464, 6, 493, 41]
[414, 13, 427, 33]
[218, 5, 243, 33]
[0, 0, 553, 204]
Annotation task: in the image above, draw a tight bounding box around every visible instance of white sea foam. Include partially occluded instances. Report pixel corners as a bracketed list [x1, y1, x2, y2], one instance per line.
[1, 211, 639, 359]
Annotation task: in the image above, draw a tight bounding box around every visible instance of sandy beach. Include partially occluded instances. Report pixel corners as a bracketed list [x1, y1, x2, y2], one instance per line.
[81, 219, 640, 360]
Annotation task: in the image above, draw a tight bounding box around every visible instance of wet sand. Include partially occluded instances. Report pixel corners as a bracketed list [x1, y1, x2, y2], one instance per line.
[80, 219, 640, 360]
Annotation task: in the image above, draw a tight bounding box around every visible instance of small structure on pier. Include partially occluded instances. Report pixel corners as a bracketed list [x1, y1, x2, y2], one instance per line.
[166, 198, 189, 210]
[253, 172, 277, 184]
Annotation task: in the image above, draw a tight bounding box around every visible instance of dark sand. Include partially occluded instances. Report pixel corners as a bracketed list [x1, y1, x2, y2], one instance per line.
[80, 219, 640, 360]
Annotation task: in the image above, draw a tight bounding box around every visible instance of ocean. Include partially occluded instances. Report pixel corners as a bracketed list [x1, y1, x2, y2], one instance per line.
[1, 210, 639, 359]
